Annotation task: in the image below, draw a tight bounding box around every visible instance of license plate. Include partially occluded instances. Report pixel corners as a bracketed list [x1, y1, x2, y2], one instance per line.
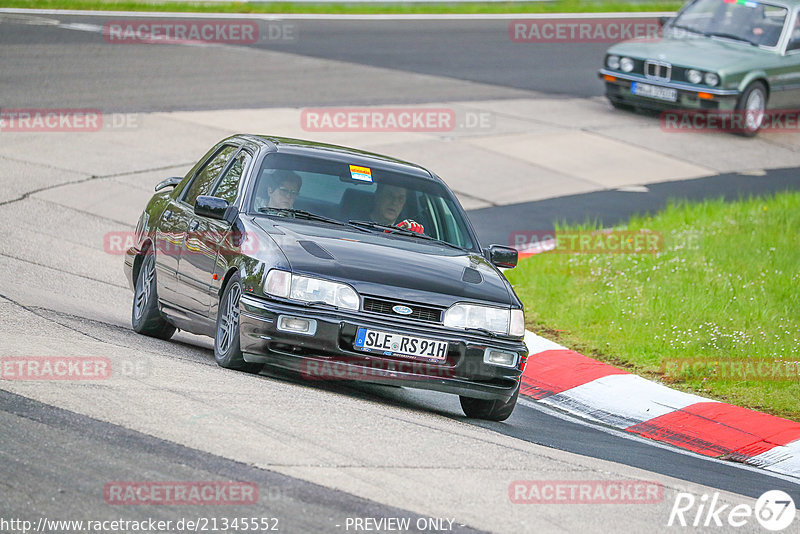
[631, 82, 678, 102]
[354, 328, 448, 361]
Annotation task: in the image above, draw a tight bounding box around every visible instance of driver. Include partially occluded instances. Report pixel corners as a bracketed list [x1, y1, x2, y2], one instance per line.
[747, 5, 783, 46]
[255, 170, 302, 211]
[369, 183, 424, 234]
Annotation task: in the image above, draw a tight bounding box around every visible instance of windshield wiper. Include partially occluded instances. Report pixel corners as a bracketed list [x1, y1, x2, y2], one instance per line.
[669, 24, 757, 46]
[707, 31, 758, 46]
[258, 207, 348, 227]
[670, 23, 707, 36]
[347, 220, 467, 251]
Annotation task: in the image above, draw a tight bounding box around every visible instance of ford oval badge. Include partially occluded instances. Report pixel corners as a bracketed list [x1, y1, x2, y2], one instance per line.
[392, 305, 413, 315]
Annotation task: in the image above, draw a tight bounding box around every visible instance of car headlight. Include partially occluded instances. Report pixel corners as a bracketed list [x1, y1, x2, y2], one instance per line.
[687, 69, 703, 84]
[607, 55, 620, 70]
[704, 72, 719, 86]
[265, 269, 291, 297]
[264, 269, 360, 310]
[443, 303, 525, 337]
[619, 57, 635, 73]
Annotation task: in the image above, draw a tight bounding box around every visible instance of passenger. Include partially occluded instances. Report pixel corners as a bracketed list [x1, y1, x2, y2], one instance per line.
[369, 183, 424, 234]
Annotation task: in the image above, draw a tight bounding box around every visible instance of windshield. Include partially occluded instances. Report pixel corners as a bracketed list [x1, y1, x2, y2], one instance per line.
[249, 152, 476, 250]
[671, 0, 788, 47]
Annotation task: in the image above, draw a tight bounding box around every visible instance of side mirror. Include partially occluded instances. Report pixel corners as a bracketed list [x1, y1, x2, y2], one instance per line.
[486, 244, 518, 269]
[155, 176, 182, 192]
[194, 196, 238, 224]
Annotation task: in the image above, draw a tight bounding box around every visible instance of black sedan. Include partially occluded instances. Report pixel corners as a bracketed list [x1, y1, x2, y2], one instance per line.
[124, 135, 528, 421]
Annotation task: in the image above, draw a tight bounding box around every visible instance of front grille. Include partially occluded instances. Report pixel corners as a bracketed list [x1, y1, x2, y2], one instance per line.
[645, 60, 672, 82]
[362, 297, 443, 323]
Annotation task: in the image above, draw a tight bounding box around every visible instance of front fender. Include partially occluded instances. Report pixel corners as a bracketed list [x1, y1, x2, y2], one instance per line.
[207, 217, 291, 317]
[737, 71, 769, 97]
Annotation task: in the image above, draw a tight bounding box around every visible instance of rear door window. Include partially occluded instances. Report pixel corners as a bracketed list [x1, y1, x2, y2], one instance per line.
[182, 145, 238, 207]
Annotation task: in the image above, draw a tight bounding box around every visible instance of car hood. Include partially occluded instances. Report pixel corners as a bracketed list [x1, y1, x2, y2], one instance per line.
[608, 34, 774, 73]
[253, 218, 515, 308]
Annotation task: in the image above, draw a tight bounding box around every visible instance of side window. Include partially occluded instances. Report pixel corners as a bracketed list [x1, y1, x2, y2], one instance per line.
[429, 196, 473, 249]
[787, 12, 800, 51]
[183, 145, 238, 207]
[212, 150, 252, 204]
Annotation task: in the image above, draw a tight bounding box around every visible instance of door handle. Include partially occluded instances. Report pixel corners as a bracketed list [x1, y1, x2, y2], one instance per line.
[189, 220, 200, 232]
[163, 209, 173, 221]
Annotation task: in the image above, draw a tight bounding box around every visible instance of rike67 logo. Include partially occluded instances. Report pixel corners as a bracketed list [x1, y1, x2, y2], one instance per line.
[668, 490, 796, 531]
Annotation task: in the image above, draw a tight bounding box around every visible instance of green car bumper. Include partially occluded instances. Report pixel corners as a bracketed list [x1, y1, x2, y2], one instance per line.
[599, 69, 740, 111]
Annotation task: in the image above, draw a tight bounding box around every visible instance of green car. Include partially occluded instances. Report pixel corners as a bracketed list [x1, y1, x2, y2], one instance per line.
[600, 0, 800, 135]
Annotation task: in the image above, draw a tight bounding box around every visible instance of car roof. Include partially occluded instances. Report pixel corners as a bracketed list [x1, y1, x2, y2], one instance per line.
[237, 134, 437, 181]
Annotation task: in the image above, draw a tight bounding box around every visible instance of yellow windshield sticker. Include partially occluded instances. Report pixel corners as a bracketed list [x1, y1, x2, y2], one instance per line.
[349, 165, 373, 182]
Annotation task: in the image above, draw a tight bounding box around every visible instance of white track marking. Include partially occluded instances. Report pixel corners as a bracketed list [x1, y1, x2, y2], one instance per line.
[755, 440, 800, 478]
[524, 330, 567, 355]
[539, 373, 715, 428]
[517, 396, 800, 486]
[57, 22, 103, 32]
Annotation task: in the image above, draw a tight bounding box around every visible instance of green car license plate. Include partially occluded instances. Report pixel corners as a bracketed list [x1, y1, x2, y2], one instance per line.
[631, 82, 678, 102]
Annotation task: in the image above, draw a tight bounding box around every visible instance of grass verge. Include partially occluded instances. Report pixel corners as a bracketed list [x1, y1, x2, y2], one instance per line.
[507, 191, 800, 421]
[0, 0, 683, 15]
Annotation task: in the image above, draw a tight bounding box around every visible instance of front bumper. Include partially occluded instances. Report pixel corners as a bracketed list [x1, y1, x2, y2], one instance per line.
[239, 294, 527, 401]
[599, 69, 740, 111]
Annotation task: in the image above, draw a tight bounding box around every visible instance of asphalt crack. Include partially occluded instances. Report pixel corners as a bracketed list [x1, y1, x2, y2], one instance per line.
[0, 292, 118, 346]
[0, 161, 194, 209]
[0, 251, 126, 289]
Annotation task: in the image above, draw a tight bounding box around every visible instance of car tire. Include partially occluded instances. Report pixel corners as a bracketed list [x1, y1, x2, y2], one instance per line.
[214, 272, 263, 374]
[460, 384, 519, 422]
[131, 253, 176, 340]
[735, 81, 767, 137]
